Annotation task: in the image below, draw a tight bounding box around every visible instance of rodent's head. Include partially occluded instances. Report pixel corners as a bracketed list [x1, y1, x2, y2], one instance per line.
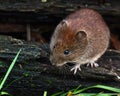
[50, 20, 88, 66]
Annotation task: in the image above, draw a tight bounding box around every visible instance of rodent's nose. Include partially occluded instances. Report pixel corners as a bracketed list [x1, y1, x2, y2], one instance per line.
[52, 62, 56, 65]
[51, 61, 57, 66]
[50, 57, 56, 65]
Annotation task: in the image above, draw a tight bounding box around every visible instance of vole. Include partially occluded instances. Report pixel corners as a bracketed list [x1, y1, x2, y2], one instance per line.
[50, 8, 110, 74]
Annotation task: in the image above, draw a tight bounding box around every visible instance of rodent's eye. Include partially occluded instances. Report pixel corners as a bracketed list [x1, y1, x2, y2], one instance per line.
[53, 45, 56, 49]
[64, 49, 70, 55]
[53, 43, 57, 49]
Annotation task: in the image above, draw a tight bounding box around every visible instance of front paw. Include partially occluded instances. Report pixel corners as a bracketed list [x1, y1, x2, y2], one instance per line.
[70, 64, 81, 74]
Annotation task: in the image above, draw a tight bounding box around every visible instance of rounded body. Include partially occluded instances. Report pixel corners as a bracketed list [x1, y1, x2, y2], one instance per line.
[50, 8, 110, 67]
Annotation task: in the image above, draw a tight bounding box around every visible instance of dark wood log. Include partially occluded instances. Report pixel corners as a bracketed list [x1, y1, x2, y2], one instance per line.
[0, 0, 119, 24]
[0, 0, 119, 47]
[0, 35, 120, 96]
[0, 0, 119, 14]
[0, 0, 119, 46]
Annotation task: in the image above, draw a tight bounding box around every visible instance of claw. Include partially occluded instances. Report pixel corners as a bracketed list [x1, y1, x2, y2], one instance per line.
[70, 62, 99, 74]
[87, 62, 99, 67]
[70, 64, 81, 74]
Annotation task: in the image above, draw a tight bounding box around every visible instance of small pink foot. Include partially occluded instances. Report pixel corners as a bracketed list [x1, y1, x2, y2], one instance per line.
[70, 64, 81, 74]
[87, 62, 99, 68]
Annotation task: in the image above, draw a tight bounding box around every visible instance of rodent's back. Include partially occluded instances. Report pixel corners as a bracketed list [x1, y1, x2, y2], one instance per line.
[66, 8, 110, 38]
[65, 8, 110, 60]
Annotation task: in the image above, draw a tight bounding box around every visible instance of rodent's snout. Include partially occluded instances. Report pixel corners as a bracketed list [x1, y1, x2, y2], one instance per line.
[51, 60, 56, 66]
[50, 55, 66, 66]
[50, 56, 56, 65]
[50, 55, 59, 66]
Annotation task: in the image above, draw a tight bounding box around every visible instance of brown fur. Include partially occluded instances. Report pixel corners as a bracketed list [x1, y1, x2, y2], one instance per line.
[50, 8, 110, 67]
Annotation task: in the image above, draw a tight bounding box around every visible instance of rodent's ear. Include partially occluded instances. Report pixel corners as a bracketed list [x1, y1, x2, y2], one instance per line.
[75, 31, 87, 41]
[60, 20, 69, 28]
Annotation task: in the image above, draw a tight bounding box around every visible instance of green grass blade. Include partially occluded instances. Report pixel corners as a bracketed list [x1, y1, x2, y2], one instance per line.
[0, 91, 12, 96]
[93, 85, 120, 93]
[72, 85, 93, 94]
[76, 93, 117, 96]
[0, 49, 21, 90]
[3, 76, 24, 90]
[73, 84, 120, 95]
[43, 91, 47, 96]
[73, 85, 82, 93]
